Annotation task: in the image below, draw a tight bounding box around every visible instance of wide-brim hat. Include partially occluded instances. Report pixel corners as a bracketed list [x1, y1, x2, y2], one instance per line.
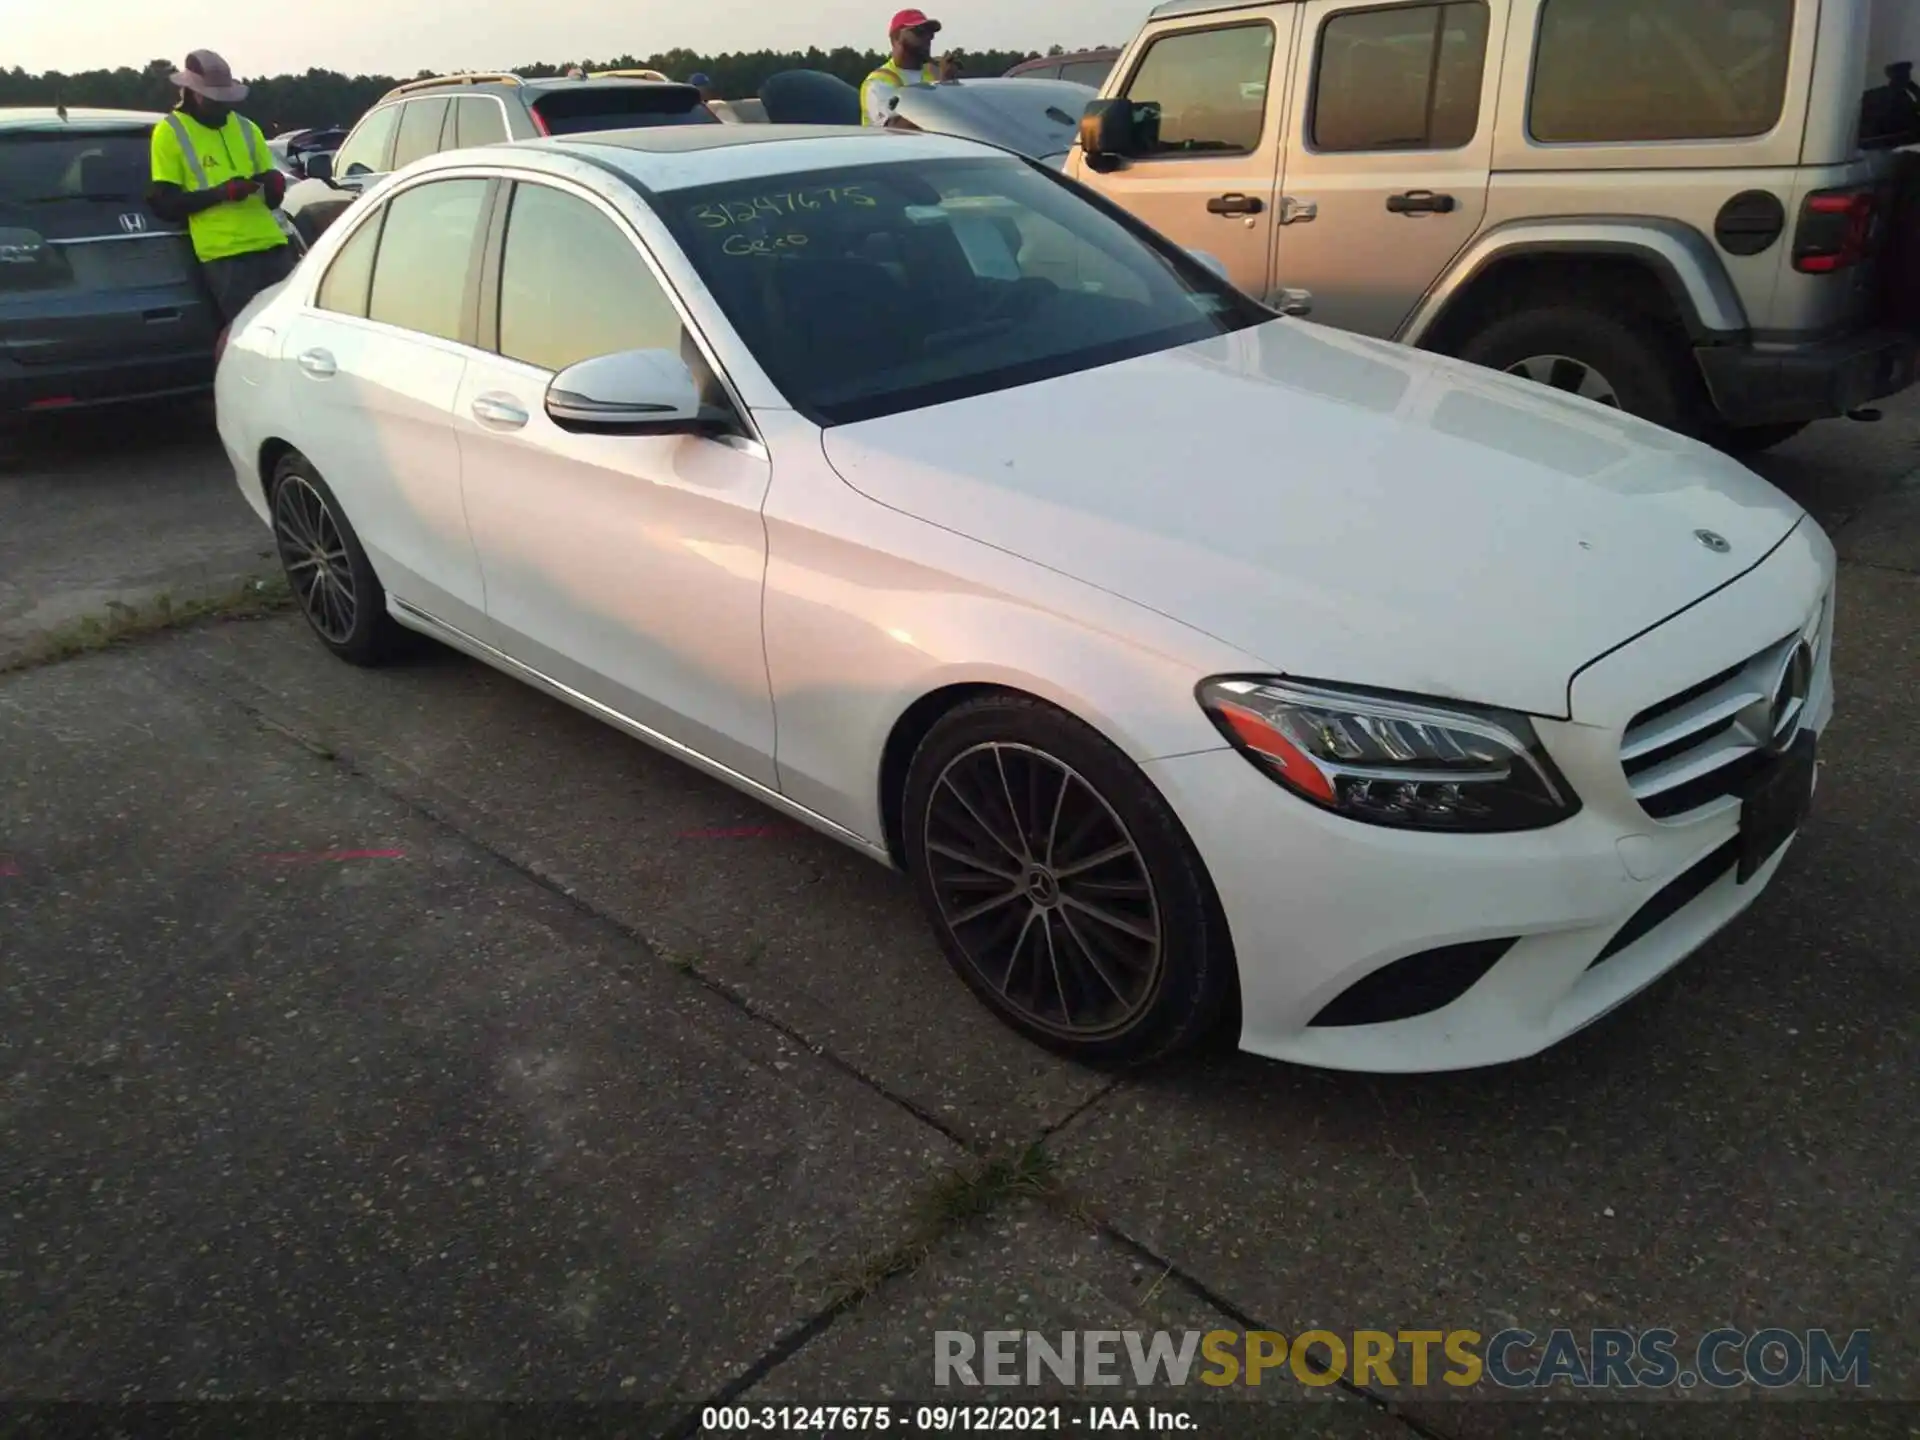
[171, 49, 250, 103]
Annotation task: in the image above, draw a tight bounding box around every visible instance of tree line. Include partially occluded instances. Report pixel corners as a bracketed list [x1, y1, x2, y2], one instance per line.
[0, 45, 1111, 135]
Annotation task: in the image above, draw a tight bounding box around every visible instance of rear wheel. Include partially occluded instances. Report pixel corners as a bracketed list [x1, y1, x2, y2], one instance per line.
[1457, 303, 1702, 435]
[268, 451, 406, 666]
[901, 694, 1234, 1067]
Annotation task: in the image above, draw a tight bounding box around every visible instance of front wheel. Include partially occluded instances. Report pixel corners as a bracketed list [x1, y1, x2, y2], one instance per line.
[901, 694, 1235, 1067]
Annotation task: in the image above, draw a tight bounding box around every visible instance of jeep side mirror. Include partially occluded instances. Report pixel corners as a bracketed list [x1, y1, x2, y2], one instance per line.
[1079, 98, 1156, 172]
[304, 152, 334, 185]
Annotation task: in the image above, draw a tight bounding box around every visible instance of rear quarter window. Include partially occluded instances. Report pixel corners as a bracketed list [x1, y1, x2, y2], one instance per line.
[1529, 0, 1795, 143]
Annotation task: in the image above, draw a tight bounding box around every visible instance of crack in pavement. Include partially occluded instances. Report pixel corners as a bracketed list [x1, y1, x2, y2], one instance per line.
[194, 660, 1440, 1438]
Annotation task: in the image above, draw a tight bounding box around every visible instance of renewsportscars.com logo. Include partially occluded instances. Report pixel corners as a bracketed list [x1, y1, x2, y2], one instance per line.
[933, 1328, 1872, 1391]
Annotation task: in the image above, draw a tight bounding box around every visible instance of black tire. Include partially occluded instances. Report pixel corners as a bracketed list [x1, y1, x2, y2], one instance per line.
[1716, 420, 1810, 456]
[268, 450, 406, 666]
[901, 693, 1235, 1068]
[1457, 304, 1702, 435]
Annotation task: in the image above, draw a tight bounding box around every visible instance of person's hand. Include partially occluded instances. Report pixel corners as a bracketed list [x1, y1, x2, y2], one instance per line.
[255, 170, 287, 208]
[218, 177, 259, 203]
[938, 54, 959, 82]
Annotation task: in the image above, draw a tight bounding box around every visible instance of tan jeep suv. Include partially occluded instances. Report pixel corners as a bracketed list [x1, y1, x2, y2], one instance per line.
[1069, 0, 1919, 450]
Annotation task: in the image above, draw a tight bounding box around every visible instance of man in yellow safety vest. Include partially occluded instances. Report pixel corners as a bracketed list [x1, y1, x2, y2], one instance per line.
[145, 50, 294, 328]
[861, 10, 956, 128]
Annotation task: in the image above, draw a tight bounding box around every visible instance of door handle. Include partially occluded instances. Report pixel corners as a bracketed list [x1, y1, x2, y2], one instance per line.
[1387, 190, 1456, 215]
[1206, 192, 1265, 216]
[296, 347, 336, 378]
[470, 392, 530, 428]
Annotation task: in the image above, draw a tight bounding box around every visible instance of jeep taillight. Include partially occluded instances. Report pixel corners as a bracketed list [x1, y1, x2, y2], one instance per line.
[1793, 187, 1877, 274]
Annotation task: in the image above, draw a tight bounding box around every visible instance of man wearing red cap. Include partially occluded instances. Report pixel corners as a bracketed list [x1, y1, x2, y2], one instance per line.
[146, 50, 293, 328]
[862, 10, 955, 127]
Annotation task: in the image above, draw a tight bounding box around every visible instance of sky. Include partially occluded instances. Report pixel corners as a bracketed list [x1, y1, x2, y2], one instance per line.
[7, 0, 1146, 77]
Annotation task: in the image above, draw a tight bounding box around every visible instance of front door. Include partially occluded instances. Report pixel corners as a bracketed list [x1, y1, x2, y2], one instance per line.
[1273, 0, 1502, 337]
[282, 174, 492, 635]
[452, 178, 778, 786]
[1069, 8, 1298, 301]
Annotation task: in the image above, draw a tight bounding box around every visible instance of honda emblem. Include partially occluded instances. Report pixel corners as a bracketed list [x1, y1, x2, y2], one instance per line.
[117, 212, 148, 234]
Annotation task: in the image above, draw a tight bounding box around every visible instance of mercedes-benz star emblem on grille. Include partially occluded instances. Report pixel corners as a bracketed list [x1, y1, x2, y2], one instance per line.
[1694, 529, 1731, 553]
[1764, 641, 1815, 753]
[117, 212, 149, 234]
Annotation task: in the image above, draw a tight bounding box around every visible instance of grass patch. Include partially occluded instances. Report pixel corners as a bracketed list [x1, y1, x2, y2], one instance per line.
[825, 1143, 1058, 1306]
[1, 574, 294, 675]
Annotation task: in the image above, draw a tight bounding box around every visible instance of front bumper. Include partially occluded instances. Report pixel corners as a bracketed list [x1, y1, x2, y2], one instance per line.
[1148, 522, 1836, 1073]
[0, 349, 213, 416]
[1695, 326, 1918, 428]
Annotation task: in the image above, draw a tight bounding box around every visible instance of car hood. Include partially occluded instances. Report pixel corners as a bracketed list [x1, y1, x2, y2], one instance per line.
[890, 78, 1095, 161]
[819, 320, 1806, 718]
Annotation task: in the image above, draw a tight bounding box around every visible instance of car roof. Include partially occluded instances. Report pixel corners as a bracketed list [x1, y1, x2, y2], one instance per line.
[0, 106, 164, 133]
[412, 125, 1003, 195]
[532, 125, 996, 190]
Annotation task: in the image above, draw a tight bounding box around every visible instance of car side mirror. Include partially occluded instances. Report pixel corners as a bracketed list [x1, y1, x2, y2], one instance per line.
[546, 349, 725, 435]
[303, 152, 334, 185]
[1079, 98, 1155, 172]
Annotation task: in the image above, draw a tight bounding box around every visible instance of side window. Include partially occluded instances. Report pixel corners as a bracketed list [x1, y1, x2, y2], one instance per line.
[495, 182, 684, 372]
[390, 97, 451, 170]
[366, 178, 488, 342]
[333, 104, 399, 177]
[1122, 24, 1275, 155]
[315, 206, 384, 317]
[1311, 3, 1490, 152]
[1530, 0, 1794, 143]
[452, 97, 509, 148]
[1062, 59, 1114, 88]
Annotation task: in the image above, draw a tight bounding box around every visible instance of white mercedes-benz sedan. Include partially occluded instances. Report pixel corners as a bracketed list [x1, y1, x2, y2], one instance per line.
[215, 124, 1835, 1073]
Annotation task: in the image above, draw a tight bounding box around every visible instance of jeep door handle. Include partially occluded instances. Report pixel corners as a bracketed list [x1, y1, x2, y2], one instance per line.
[1387, 190, 1456, 215]
[296, 348, 336, 378]
[1207, 192, 1265, 216]
[470, 392, 529, 429]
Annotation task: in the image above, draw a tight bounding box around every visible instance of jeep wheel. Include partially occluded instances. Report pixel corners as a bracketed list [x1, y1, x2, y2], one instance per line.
[1458, 306, 1698, 434]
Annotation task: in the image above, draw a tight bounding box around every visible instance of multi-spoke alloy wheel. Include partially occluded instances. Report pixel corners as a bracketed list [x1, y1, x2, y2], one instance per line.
[267, 452, 404, 666]
[924, 742, 1162, 1040]
[274, 472, 357, 644]
[1503, 353, 1621, 407]
[903, 695, 1234, 1066]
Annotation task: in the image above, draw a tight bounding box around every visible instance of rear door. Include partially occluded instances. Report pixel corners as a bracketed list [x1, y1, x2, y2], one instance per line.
[1067, 9, 1299, 301]
[1272, 0, 1501, 337]
[0, 123, 216, 372]
[278, 174, 493, 638]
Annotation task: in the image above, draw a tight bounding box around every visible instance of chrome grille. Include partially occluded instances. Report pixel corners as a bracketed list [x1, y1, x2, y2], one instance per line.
[1621, 596, 1827, 821]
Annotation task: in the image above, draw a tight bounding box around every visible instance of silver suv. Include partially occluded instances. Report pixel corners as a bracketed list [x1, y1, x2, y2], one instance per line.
[1070, 0, 1919, 450]
[281, 70, 715, 245]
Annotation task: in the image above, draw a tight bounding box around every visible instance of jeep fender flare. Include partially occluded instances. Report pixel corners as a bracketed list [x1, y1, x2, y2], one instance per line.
[1399, 217, 1750, 350]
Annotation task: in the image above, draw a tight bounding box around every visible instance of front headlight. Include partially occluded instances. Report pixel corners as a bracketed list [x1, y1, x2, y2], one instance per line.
[1196, 678, 1580, 833]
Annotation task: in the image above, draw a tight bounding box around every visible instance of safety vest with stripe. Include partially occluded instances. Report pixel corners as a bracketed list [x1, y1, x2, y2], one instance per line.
[150, 109, 288, 263]
[860, 61, 939, 125]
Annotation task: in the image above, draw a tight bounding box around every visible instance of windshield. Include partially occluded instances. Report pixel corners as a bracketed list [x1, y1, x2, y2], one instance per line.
[0, 130, 150, 206]
[657, 156, 1270, 425]
[531, 87, 721, 135]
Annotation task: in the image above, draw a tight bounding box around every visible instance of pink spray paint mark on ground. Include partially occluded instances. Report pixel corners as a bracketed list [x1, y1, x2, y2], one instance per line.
[0, 857, 21, 877]
[257, 848, 409, 864]
[679, 824, 807, 840]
